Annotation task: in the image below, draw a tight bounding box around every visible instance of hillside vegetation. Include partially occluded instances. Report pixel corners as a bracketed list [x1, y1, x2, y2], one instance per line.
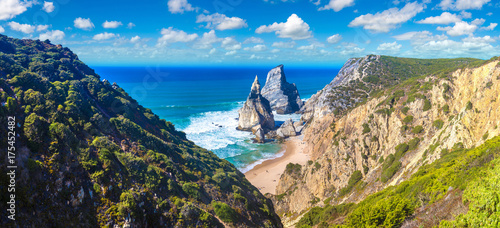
[0, 35, 282, 227]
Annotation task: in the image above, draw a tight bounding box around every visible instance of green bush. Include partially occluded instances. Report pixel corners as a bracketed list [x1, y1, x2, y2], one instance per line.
[285, 163, 302, 175]
[442, 104, 450, 113]
[403, 115, 414, 124]
[401, 107, 410, 115]
[412, 125, 424, 134]
[362, 123, 371, 134]
[466, 101, 473, 110]
[408, 138, 421, 151]
[212, 201, 237, 223]
[182, 182, 200, 200]
[339, 170, 363, 197]
[346, 195, 414, 227]
[423, 99, 432, 111]
[433, 119, 444, 129]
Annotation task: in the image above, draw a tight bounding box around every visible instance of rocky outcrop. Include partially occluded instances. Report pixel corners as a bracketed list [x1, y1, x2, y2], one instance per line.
[262, 65, 304, 114]
[238, 76, 275, 132]
[276, 119, 297, 139]
[252, 125, 266, 143]
[274, 57, 500, 224]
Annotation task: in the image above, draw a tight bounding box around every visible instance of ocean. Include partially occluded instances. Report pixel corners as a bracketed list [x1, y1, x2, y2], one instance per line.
[92, 66, 339, 172]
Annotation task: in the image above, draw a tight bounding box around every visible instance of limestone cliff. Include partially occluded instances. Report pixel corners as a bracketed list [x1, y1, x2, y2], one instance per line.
[262, 65, 304, 114]
[274, 56, 500, 226]
[238, 76, 275, 132]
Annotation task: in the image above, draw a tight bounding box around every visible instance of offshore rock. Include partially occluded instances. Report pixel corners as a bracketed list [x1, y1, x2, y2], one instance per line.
[262, 65, 304, 114]
[276, 118, 297, 139]
[252, 125, 266, 143]
[238, 76, 275, 132]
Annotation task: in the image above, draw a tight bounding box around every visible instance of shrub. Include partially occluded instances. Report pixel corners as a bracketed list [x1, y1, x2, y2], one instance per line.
[401, 107, 410, 115]
[408, 137, 421, 151]
[339, 170, 363, 197]
[433, 119, 444, 129]
[412, 125, 424, 134]
[403, 115, 414, 124]
[442, 104, 450, 113]
[182, 182, 200, 200]
[212, 202, 237, 223]
[423, 99, 432, 111]
[346, 195, 414, 227]
[466, 101, 473, 110]
[285, 163, 302, 175]
[362, 123, 371, 134]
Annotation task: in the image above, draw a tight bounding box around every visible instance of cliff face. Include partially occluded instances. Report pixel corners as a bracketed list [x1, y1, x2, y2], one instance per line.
[238, 76, 275, 132]
[262, 65, 304, 114]
[0, 35, 282, 228]
[274, 56, 500, 225]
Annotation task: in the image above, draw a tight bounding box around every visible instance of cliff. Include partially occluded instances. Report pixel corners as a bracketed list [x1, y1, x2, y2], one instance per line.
[274, 55, 500, 227]
[238, 76, 275, 135]
[262, 65, 304, 114]
[0, 35, 282, 228]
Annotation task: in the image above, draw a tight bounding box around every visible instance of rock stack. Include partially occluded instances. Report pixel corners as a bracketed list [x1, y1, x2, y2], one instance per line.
[238, 76, 275, 142]
[261, 65, 304, 114]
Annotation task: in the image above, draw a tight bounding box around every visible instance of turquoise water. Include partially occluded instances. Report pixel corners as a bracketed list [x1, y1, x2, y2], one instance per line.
[92, 66, 338, 171]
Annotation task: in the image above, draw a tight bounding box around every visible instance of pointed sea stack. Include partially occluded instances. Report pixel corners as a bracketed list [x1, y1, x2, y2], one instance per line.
[261, 64, 304, 114]
[238, 76, 275, 132]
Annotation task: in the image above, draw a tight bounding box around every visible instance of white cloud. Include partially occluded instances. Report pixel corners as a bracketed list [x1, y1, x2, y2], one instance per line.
[349, 2, 424, 33]
[103, 20, 123, 29]
[127, 22, 135, 29]
[437, 21, 478, 36]
[439, 0, 490, 10]
[194, 30, 222, 49]
[196, 13, 247, 30]
[157, 27, 198, 46]
[0, 26, 4, 33]
[272, 41, 296, 48]
[39, 30, 64, 41]
[377, 42, 402, 54]
[326, 34, 342, 44]
[409, 37, 496, 58]
[37, 24, 49, 31]
[74, 17, 94, 30]
[221, 37, 241, 50]
[460, 11, 472, 19]
[168, 0, 195, 14]
[340, 46, 365, 56]
[209, 48, 216, 54]
[481, 23, 497, 31]
[225, 50, 237, 55]
[297, 44, 315, 50]
[130, 36, 140, 43]
[486, 12, 492, 16]
[8, 22, 35, 33]
[244, 44, 267, 52]
[319, 0, 355, 12]
[462, 35, 496, 43]
[271, 49, 280, 53]
[393, 31, 448, 45]
[250, 54, 263, 60]
[243, 37, 264, 44]
[42, 1, 54, 13]
[416, 12, 461, 24]
[471, 18, 485, 26]
[93, 32, 117, 41]
[256, 14, 312, 40]
[0, 0, 33, 20]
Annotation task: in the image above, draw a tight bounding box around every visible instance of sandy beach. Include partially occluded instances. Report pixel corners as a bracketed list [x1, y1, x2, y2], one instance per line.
[245, 135, 309, 195]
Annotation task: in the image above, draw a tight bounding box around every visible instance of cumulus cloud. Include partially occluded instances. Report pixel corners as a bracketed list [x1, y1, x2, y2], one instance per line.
[74, 17, 94, 30]
[37, 24, 49, 31]
[439, 0, 490, 10]
[194, 30, 222, 49]
[272, 41, 296, 48]
[243, 37, 264, 44]
[103, 21, 123, 29]
[409, 37, 496, 59]
[93, 32, 117, 41]
[8, 22, 35, 33]
[0, 0, 33, 20]
[39, 30, 64, 41]
[225, 50, 237, 56]
[130, 36, 140, 43]
[319, 0, 355, 12]
[349, 2, 424, 33]
[168, 0, 195, 14]
[377, 42, 402, 54]
[0, 26, 4, 33]
[42, 1, 54, 13]
[256, 14, 312, 40]
[221, 37, 241, 50]
[326, 34, 342, 44]
[481, 23, 497, 31]
[416, 12, 461, 24]
[393, 31, 448, 45]
[196, 13, 247, 30]
[157, 27, 198, 46]
[437, 21, 478, 36]
[127, 22, 135, 29]
[244, 44, 267, 52]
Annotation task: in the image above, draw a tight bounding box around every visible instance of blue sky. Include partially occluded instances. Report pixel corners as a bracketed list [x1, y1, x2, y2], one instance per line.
[0, 0, 499, 67]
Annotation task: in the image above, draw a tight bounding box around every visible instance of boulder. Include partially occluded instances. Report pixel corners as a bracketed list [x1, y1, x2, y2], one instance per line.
[252, 125, 266, 143]
[238, 76, 275, 132]
[261, 65, 304, 114]
[276, 118, 297, 138]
